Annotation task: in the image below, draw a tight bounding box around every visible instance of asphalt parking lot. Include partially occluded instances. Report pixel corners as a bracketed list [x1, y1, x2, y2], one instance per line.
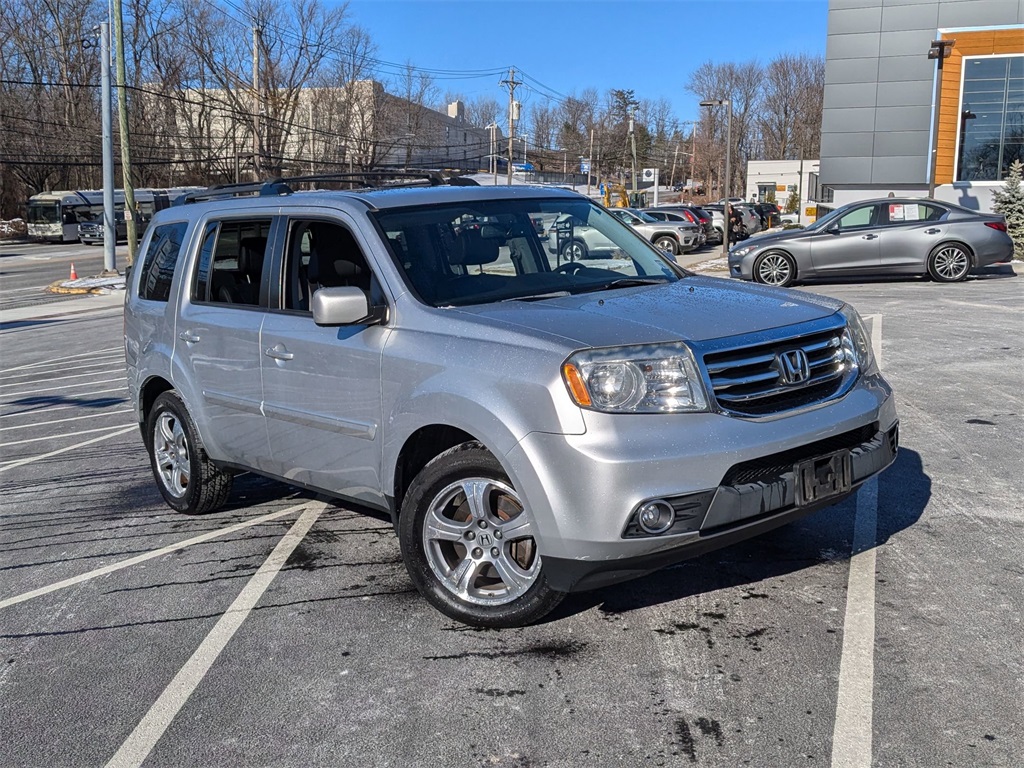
[1, 242, 1021, 767]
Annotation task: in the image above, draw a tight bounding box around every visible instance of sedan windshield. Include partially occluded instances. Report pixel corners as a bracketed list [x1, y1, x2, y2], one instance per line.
[374, 197, 681, 307]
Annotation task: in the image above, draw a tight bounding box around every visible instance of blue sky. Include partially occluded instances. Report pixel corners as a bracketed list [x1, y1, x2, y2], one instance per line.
[345, 0, 830, 123]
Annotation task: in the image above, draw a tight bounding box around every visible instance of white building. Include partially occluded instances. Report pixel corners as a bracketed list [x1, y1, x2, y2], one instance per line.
[745, 159, 826, 222]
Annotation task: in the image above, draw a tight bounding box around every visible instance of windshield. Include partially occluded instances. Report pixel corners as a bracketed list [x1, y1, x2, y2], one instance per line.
[374, 197, 681, 307]
[622, 209, 658, 223]
[26, 202, 59, 225]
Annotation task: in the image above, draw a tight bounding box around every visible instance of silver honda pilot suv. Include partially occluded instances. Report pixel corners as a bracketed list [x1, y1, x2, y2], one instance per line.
[124, 177, 897, 628]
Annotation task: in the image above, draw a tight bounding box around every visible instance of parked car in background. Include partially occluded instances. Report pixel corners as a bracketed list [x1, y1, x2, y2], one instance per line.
[641, 209, 707, 247]
[703, 203, 760, 240]
[78, 211, 127, 245]
[608, 208, 701, 255]
[647, 206, 720, 245]
[754, 202, 782, 229]
[728, 197, 1013, 287]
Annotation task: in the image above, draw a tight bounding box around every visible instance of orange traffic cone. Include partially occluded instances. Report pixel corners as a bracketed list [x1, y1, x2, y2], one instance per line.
[69, 262, 78, 280]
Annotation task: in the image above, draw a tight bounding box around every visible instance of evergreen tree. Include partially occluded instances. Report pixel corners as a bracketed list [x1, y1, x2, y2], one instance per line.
[785, 188, 800, 213]
[992, 159, 1024, 262]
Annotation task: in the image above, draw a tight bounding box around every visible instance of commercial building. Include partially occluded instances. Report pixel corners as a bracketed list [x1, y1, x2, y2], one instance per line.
[819, 0, 1023, 212]
[745, 158, 825, 223]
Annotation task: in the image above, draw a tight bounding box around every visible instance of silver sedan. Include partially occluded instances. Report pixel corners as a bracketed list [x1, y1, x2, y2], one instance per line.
[728, 198, 1014, 287]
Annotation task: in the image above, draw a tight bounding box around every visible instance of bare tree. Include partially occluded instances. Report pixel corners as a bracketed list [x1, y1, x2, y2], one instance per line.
[758, 53, 824, 160]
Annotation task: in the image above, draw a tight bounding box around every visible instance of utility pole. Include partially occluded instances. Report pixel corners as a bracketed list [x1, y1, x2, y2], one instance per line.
[500, 68, 522, 185]
[587, 128, 594, 197]
[629, 108, 637, 195]
[670, 142, 680, 189]
[252, 19, 261, 179]
[113, 0, 137, 267]
[99, 22, 116, 275]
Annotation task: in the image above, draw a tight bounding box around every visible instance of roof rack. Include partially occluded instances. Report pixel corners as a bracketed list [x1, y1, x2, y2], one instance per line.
[177, 170, 479, 205]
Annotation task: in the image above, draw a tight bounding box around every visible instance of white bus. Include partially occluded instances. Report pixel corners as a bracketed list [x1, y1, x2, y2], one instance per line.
[26, 187, 201, 242]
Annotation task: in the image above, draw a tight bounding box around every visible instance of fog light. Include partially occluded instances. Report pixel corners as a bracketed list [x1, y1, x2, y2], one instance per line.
[636, 500, 676, 535]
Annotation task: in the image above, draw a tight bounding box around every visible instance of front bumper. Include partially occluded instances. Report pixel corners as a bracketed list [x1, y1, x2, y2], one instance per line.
[505, 374, 897, 592]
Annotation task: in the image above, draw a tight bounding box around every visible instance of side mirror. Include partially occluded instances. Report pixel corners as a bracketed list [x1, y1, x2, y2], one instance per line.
[312, 286, 376, 326]
[826, 223, 841, 234]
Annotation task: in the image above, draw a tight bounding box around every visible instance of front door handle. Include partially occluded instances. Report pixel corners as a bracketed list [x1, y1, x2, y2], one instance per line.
[925, 228, 941, 234]
[264, 344, 294, 361]
[178, 330, 201, 343]
[861, 234, 878, 240]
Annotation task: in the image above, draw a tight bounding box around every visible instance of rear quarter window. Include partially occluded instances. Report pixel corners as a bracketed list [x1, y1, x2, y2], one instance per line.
[139, 222, 189, 302]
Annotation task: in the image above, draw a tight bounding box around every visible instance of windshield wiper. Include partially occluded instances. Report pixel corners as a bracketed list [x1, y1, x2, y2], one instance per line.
[501, 290, 572, 302]
[571, 277, 669, 294]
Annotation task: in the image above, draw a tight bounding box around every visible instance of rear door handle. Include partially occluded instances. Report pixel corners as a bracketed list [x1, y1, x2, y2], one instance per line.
[862, 234, 878, 240]
[264, 344, 294, 361]
[178, 330, 201, 343]
[925, 228, 941, 234]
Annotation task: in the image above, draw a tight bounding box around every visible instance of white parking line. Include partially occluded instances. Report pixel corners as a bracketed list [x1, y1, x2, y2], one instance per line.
[0, 347, 122, 373]
[0, 423, 132, 448]
[0, 376, 125, 398]
[0, 425, 136, 473]
[0, 409, 134, 432]
[0, 359, 124, 384]
[0, 501, 311, 610]
[0, 368, 124, 387]
[830, 314, 882, 768]
[104, 502, 327, 768]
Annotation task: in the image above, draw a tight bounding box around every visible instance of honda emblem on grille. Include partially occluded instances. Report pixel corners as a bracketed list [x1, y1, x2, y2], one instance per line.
[776, 348, 811, 385]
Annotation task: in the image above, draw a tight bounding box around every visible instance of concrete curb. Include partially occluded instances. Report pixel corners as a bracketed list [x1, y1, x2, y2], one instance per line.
[46, 276, 126, 295]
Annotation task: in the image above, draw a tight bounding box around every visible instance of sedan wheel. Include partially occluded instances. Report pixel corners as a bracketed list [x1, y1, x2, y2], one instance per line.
[399, 442, 564, 627]
[753, 250, 796, 287]
[927, 244, 971, 282]
[561, 239, 589, 261]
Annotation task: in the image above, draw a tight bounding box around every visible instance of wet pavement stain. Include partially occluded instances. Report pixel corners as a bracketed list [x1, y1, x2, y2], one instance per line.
[965, 419, 996, 425]
[674, 718, 697, 762]
[472, 688, 527, 697]
[695, 717, 725, 747]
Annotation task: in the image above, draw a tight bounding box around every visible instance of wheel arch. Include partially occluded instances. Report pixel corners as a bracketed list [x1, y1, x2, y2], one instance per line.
[756, 248, 799, 279]
[139, 375, 175, 426]
[391, 424, 484, 526]
[932, 239, 976, 266]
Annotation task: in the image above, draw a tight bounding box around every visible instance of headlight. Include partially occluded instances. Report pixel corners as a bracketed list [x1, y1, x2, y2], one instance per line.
[730, 245, 754, 259]
[562, 343, 709, 413]
[839, 306, 878, 375]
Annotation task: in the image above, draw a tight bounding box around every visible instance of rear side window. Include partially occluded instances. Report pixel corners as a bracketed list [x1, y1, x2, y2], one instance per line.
[192, 219, 272, 307]
[139, 222, 189, 302]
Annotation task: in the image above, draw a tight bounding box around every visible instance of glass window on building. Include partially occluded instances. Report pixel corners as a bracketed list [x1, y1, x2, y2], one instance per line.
[957, 55, 1023, 182]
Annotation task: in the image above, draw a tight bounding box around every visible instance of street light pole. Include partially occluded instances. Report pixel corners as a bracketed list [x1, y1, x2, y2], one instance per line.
[700, 98, 732, 259]
[927, 38, 955, 198]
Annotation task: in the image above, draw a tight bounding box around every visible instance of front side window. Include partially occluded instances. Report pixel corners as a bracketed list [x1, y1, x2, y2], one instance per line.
[280, 219, 375, 312]
[837, 205, 875, 229]
[139, 222, 189, 302]
[374, 197, 680, 307]
[957, 55, 1024, 181]
[192, 219, 272, 307]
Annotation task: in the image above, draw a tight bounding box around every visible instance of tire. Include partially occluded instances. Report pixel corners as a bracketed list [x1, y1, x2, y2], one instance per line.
[560, 238, 589, 261]
[927, 243, 971, 282]
[653, 235, 678, 255]
[398, 442, 565, 628]
[753, 250, 797, 287]
[145, 391, 232, 515]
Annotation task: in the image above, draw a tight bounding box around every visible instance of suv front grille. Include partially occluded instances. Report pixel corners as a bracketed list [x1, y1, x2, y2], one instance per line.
[703, 325, 851, 416]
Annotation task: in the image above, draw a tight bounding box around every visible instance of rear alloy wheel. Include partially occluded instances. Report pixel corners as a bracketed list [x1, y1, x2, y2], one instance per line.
[753, 250, 796, 287]
[654, 235, 678, 255]
[927, 244, 971, 282]
[399, 442, 564, 627]
[146, 391, 232, 514]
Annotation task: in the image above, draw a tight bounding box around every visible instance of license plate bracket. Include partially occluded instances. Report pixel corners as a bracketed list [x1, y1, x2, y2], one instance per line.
[795, 449, 853, 506]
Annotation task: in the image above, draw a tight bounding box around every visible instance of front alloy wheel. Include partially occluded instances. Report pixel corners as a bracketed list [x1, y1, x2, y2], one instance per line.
[399, 442, 564, 627]
[753, 250, 796, 287]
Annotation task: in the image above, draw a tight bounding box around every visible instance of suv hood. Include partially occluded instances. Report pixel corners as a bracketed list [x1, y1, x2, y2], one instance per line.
[452, 276, 844, 349]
